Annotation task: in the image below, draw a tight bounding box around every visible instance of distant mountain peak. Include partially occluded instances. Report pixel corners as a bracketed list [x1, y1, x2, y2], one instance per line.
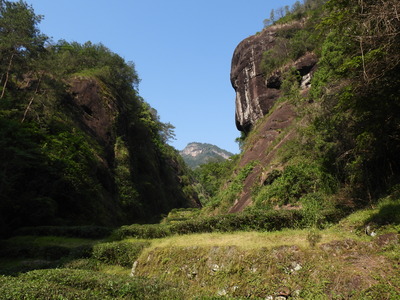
[180, 142, 233, 169]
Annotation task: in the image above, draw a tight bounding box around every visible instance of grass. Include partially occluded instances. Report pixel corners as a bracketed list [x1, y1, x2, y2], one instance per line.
[142, 229, 336, 251]
[0, 268, 184, 299]
[132, 223, 399, 299]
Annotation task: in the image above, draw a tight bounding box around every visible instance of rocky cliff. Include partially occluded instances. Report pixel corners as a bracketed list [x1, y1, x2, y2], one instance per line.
[66, 76, 201, 222]
[228, 22, 318, 212]
[0, 53, 200, 235]
[230, 22, 317, 133]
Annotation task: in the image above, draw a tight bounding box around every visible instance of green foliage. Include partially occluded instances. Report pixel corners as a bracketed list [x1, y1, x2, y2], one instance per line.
[306, 228, 322, 248]
[0, 0, 198, 232]
[193, 155, 238, 205]
[0, 0, 47, 99]
[0, 235, 96, 266]
[300, 193, 328, 228]
[0, 118, 57, 235]
[114, 137, 142, 217]
[305, 0, 400, 201]
[264, 0, 327, 27]
[260, 47, 289, 76]
[207, 161, 258, 210]
[114, 224, 171, 240]
[254, 162, 336, 207]
[0, 269, 183, 299]
[111, 207, 345, 239]
[169, 210, 304, 234]
[261, 17, 321, 78]
[92, 240, 150, 268]
[49, 40, 140, 91]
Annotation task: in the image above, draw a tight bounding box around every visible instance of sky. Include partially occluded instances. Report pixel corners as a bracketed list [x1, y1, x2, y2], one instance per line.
[24, 0, 298, 154]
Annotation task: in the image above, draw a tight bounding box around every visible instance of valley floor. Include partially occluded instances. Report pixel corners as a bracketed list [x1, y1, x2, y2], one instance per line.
[0, 205, 399, 299]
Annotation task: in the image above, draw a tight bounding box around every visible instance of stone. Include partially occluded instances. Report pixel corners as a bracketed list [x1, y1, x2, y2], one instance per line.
[291, 262, 302, 272]
[211, 264, 220, 272]
[217, 289, 228, 296]
[276, 286, 291, 297]
[130, 260, 138, 277]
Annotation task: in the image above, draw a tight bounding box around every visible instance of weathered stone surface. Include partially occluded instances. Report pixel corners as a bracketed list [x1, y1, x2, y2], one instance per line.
[69, 77, 117, 165]
[230, 23, 317, 132]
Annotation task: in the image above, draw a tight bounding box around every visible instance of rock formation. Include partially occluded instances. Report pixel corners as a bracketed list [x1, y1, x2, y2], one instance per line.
[230, 22, 318, 133]
[229, 23, 319, 212]
[69, 77, 117, 166]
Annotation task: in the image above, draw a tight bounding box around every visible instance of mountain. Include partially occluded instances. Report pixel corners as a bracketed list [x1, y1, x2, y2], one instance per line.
[180, 142, 233, 169]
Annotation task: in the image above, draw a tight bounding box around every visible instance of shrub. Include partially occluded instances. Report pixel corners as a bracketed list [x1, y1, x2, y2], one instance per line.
[92, 240, 150, 268]
[254, 162, 336, 207]
[113, 223, 171, 240]
[170, 210, 305, 234]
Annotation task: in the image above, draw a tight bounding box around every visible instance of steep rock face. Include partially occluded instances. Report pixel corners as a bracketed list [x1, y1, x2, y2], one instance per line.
[229, 102, 296, 213]
[230, 22, 317, 132]
[228, 23, 318, 213]
[64, 77, 200, 222]
[69, 77, 117, 165]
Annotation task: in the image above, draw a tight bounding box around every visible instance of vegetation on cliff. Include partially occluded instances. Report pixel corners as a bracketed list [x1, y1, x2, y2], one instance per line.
[0, 0, 197, 236]
[210, 0, 400, 220]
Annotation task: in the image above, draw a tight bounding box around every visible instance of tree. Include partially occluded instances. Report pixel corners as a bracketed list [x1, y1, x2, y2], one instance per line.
[269, 9, 275, 24]
[276, 7, 285, 19]
[285, 5, 290, 16]
[291, 1, 302, 14]
[159, 122, 176, 143]
[0, 0, 47, 99]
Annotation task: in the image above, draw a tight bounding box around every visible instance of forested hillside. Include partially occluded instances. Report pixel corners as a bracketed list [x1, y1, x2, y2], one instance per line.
[0, 0, 198, 237]
[204, 0, 400, 217]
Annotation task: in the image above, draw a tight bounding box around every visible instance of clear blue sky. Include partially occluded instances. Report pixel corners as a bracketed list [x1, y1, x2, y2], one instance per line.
[25, 0, 297, 154]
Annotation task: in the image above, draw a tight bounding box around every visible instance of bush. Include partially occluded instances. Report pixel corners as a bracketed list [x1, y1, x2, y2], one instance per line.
[254, 162, 336, 207]
[112, 209, 326, 239]
[113, 224, 171, 240]
[169, 210, 305, 234]
[92, 240, 150, 267]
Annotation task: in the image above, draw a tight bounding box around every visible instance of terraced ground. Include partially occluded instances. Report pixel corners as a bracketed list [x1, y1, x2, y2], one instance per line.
[0, 200, 399, 299]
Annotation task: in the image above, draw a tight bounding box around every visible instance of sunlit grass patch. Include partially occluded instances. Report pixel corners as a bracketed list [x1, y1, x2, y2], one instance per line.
[143, 228, 352, 252]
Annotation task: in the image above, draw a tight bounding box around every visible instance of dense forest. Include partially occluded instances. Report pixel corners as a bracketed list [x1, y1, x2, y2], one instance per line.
[0, 0, 198, 237]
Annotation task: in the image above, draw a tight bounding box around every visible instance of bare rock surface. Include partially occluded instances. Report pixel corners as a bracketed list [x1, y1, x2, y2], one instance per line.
[230, 22, 317, 133]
